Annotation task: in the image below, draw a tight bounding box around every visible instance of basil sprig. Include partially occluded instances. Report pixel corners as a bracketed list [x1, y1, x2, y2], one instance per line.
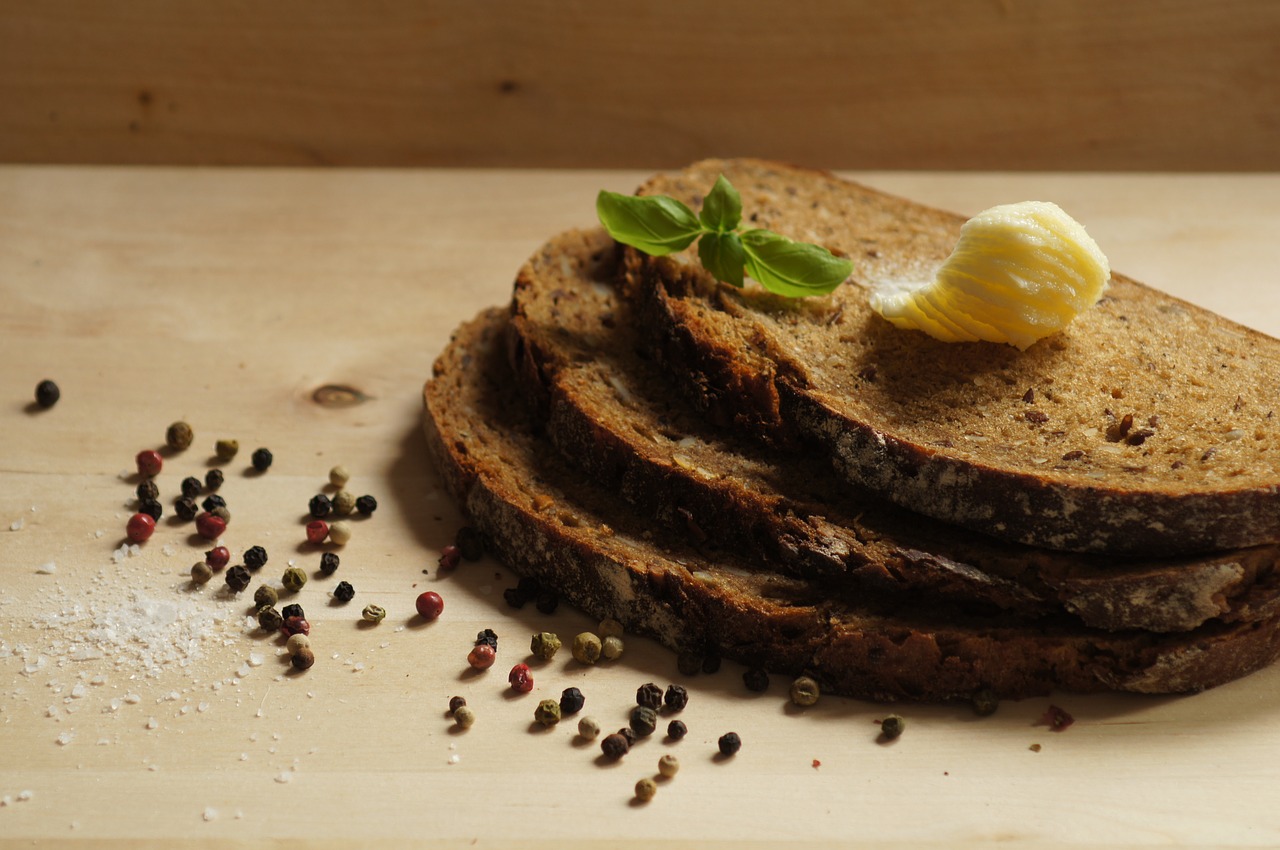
[596, 175, 852, 297]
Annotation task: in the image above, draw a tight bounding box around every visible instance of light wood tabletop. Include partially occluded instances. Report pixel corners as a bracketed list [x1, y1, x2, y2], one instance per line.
[2, 166, 1279, 849]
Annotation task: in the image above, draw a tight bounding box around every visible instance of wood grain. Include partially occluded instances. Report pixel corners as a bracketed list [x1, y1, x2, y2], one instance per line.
[2, 0, 1279, 169]
[1, 166, 1280, 847]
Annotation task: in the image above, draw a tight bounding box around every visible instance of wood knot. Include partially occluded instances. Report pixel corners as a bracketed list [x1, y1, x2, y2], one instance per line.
[312, 384, 369, 408]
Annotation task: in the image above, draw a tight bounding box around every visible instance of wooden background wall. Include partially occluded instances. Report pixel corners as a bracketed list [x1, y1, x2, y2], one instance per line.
[2, 0, 1278, 170]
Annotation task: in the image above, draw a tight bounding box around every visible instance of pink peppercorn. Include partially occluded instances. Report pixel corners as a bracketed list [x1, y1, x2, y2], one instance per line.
[468, 644, 496, 670]
[281, 616, 311, 637]
[205, 546, 230, 571]
[438, 545, 461, 570]
[195, 511, 227, 540]
[126, 512, 155, 543]
[305, 520, 329, 544]
[135, 449, 163, 478]
[508, 663, 534, 693]
[415, 591, 444, 621]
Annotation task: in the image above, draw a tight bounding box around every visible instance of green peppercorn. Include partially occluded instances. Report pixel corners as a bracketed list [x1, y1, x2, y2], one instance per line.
[971, 687, 999, 717]
[601, 635, 625, 661]
[253, 585, 278, 609]
[598, 618, 624, 639]
[225, 565, 251, 593]
[880, 714, 906, 741]
[362, 604, 386, 624]
[215, 439, 239, 462]
[333, 581, 354, 603]
[210, 505, 231, 524]
[571, 632, 602, 665]
[256, 606, 283, 631]
[328, 465, 350, 488]
[328, 520, 352, 545]
[790, 676, 820, 707]
[634, 777, 657, 802]
[534, 699, 561, 727]
[291, 647, 315, 671]
[629, 706, 658, 738]
[530, 631, 562, 661]
[331, 490, 356, 516]
[190, 561, 213, 584]
[657, 754, 680, 778]
[636, 683, 663, 711]
[280, 566, 307, 593]
[717, 732, 742, 756]
[165, 421, 194, 451]
[601, 732, 629, 760]
[454, 705, 476, 729]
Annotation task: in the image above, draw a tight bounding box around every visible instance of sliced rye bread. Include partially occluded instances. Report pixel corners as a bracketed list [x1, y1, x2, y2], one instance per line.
[423, 306, 1280, 699]
[507, 228, 1280, 633]
[624, 158, 1280, 556]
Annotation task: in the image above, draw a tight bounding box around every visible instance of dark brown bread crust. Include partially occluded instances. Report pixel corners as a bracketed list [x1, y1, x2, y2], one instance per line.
[507, 228, 1280, 633]
[626, 159, 1280, 556]
[423, 308, 1280, 700]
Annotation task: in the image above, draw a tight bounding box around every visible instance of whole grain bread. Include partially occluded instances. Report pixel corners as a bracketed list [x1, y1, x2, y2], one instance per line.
[626, 159, 1280, 556]
[423, 307, 1280, 699]
[508, 228, 1280, 633]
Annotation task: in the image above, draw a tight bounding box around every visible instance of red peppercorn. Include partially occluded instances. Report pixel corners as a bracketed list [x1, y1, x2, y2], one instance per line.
[135, 449, 163, 478]
[305, 519, 329, 544]
[415, 591, 444, 621]
[508, 663, 534, 693]
[205, 546, 230, 571]
[125, 512, 155, 543]
[281, 616, 311, 637]
[438, 545, 462, 570]
[195, 511, 227, 540]
[467, 644, 496, 670]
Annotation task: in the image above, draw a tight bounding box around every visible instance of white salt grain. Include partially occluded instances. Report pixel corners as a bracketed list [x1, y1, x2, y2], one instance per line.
[274, 771, 293, 784]
[145, 717, 158, 730]
[10, 518, 24, 531]
[36, 562, 56, 574]
[56, 731, 74, 746]
[202, 807, 218, 822]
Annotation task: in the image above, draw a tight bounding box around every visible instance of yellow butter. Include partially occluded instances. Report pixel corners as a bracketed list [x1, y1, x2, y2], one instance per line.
[869, 201, 1110, 350]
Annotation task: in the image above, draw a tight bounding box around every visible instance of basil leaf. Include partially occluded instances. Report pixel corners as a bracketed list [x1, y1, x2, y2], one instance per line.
[596, 190, 704, 256]
[698, 174, 742, 233]
[697, 231, 745, 288]
[741, 229, 852, 297]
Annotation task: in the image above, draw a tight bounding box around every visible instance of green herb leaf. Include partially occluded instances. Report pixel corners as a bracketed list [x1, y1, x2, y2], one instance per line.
[697, 231, 745, 288]
[596, 190, 704, 256]
[698, 174, 742, 233]
[741, 229, 852, 298]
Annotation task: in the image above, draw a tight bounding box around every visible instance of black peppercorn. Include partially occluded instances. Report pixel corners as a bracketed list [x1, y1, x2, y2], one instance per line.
[559, 687, 585, 716]
[475, 628, 498, 650]
[718, 732, 742, 756]
[629, 706, 658, 738]
[136, 479, 160, 502]
[971, 687, 999, 717]
[201, 494, 226, 512]
[701, 654, 722, 675]
[456, 526, 484, 561]
[251, 448, 273, 471]
[667, 719, 687, 740]
[355, 495, 378, 516]
[677, 651, 703, 677]
[534, 590, 559, 615]
[502, 587, 528, 609]
[743, 667, 770, 692]
[225, 565, 251, 593]
[449, 695, 467, 715]
[34, 380, 60, 408]
[319, 552, 340, 575]
[333, 580, 354, 602]
[281, 603, 304, 620]
[617, 727, 637, 746]
[636, 683, 664, 711]
[243, 545, 268, 570]
[178, 476, 200, 499]
[308, 494, 332, 518]
[137, 498, 163, 522]
[664, 684, 689, 712]
[174, 496, 198, 521]
[205, 468, 224, 491]
[601, 733, 629, 760]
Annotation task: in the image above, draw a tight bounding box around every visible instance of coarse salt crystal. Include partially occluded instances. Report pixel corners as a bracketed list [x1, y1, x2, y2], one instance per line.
[36, 562, 56, 574]
[145, 717, 158, 730]
[10, 518, 24, 531]
[56, 731, 74, 745]
[247, 653, 264, 668]
[202, 807, 218, 822]
[274, 771, 293, 784]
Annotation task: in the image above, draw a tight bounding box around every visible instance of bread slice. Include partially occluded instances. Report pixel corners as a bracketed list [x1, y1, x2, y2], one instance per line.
[625, 158, 1280, 556]
[423, 306, 1280, 699]
[508, 228, 1280, 633]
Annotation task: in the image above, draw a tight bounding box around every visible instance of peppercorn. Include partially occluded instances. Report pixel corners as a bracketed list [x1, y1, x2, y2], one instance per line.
[291, 647, 315, 671]
[601, 636, 625, 661]
[165, 421, 194, 451]
[214, 439, 239, 462]
[601, 733, 629, 760]
[676, 652, 703, 676]
[502, 587, 527, 609]
[136, 479, 160, 501]
[250, 447, 272, 471]
[308, 494, 332, 518]
[281, 616, 310, 637]
[328, 465, 350, 487]
[327, 520, 352, 545]
[210, 505, 231, 524]
[34, 379, 60, 408]
[743, 668, 770, 692]
[332, 490, 356, 516]
[530, 632, 561, 661]
[971, 687, 999, 717]
[467, 644, 496, 670]
[658, 754, 680, 778]
[629, 706, 658, 738]
[475, 628, 498, 650]
[205, 546, 230, 570]
[285, 633, 310, 654]
[355, 495, 377, 516]
[571, 632, 602, 665]
[135, 450, 163, 478]
[253, 585, 278, 609]
[305, 520, 329, 544]
[636, 683, 664, 711]
[204, 468, 224, 491]
[559, 687, 585, 716]
[179, 476, 201, 499]
[663, 684, 688, 712]
[598, 618, 623, 639]
[415, 591, 444, 621]
[667, 720, 687, 741]
[126, 512, 155, 543]
[174, 496, 198, 521]
[717, 732, 742, 756]
[453, 706, 476, 729]
[790, 676, 820, 707]
[282, 566, 307, 593]
[319, 552, 340, 575]
[257, 606, 283, 632]
[448, 695, 467, 714]
[880, 714, 906, 741]
[137, 498, 163, 522]
[244, 545, 268, 570]
[617, 727, 637, 746]
[508, 663, 533, 694]
[201, 494, 226, 513]
[225, 565, 251, 593]
[438, 545, 461, 570]
[455, 526, 484, 561]
[196, 512, 225, 540]
[634, 778, 657, 802]
[333, 581, 354, 603]
[534, 699, 561, 727]
[534, 590, 559, 615]
[578, 716, 601, 739]
[361, 604, 386, 624]
[281, 603, 304, 621]
[701, 654, 722, 675]
[191, 561, 213, 584]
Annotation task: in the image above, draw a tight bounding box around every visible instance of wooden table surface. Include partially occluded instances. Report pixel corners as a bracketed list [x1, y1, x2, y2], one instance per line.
[2, 166, 1280, 849]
